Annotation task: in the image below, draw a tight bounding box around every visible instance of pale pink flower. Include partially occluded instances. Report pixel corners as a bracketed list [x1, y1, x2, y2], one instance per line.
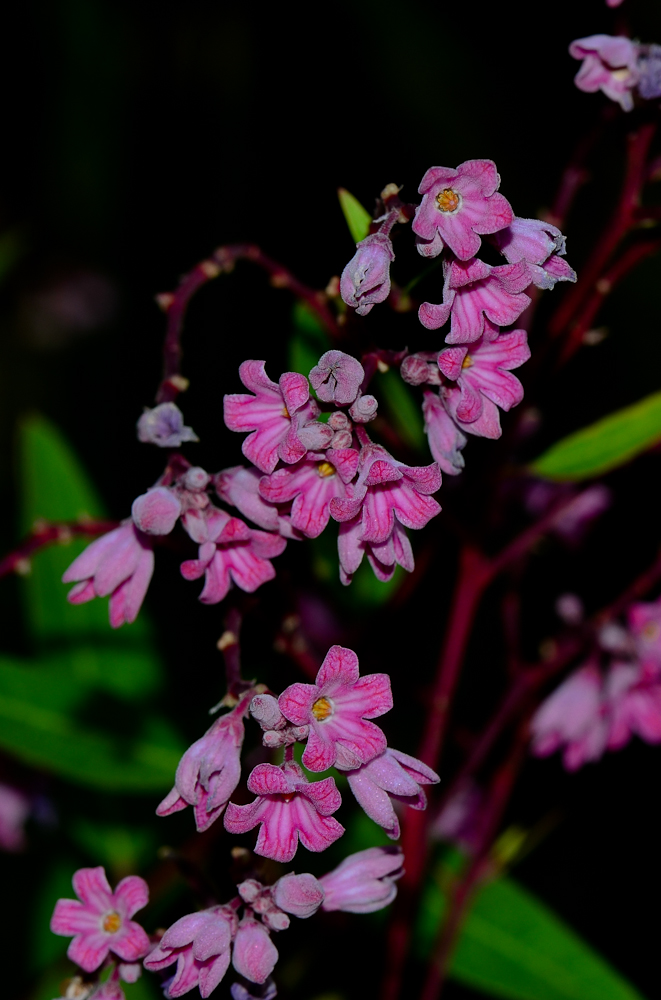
[215, 466, 299, 538]
[137, 403, 199, 448]
[224, 361, 332, 474]
[309, 350, 365, 405]
[412, 159, 513, 261]
[180, 507, 286, 604]
[51, 867, 150, 973]
[344, 748, 440, 839]
[156, 707, 245, 831]
[272, 873, 325, 918]
[231, 918, 278, 985]
[422, 391, 467, 476]
[62, 523, 154, 628]
[605, 661, 661, 750]
[419, 258, 531, 342]
[224, 760, 344, 863]
[144, 906, 236, 998]
[278, 644, 392, 771]
[131, 487, 182, 536]
[438, 328, 530, 439]
[491, 217, 576, 290]
[530, 664, 609, 771]
[337, 516, 414, 585]
[0, 783, 30, 851]
[259, 448, 359, 538]
[319, 846, 404, 913]
[340, 233, 395, 315]
[569, 35, 640, 111]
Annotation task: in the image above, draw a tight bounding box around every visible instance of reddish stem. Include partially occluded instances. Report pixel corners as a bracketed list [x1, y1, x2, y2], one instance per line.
[0, 520, 118, 580]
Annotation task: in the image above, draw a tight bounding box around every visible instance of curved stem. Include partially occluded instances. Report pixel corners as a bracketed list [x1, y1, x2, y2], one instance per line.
[0, 520, 119, 580]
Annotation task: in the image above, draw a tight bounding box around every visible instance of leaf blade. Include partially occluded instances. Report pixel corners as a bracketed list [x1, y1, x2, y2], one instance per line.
[337, 188, 372, 243]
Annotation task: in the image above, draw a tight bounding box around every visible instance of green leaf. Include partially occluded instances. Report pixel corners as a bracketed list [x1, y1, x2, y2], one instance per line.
[417, 864, 646, 1000]
[70, 818, 156, 876]
[376, 368, 427, 453]
[337, 188, 372, 243]
[530, 390, 661, 482]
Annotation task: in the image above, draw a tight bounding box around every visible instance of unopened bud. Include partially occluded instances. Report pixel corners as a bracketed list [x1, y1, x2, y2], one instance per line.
[349, 393, 378, 423]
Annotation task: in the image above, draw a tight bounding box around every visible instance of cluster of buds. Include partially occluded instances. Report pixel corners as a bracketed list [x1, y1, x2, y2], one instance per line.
[570, 34, 661, 112]
[531, 596, 661, 770]
[157, 645, 439, 853]
[51, 852, 403, 1000]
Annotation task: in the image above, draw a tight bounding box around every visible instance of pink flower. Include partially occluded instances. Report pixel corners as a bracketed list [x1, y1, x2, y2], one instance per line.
[412, 159, 513, 260]
[156, 707, 245, 831]
[215, 466, 298, 538]
[438, 328, 531, 439]
[605, 661, 661, 750]
[224, 760, 344, 863]
[180, 507, 286, 604]
[491, 217, 576, 290]
[51, 867, 150, 973]
[530, 664, 609, 771]
[259, 448, 359, 538]
[144, 906, 236, 998]
[278, 644, 393, 771]
[131, 487, 182, 536]
[627, 598, 661, 666]
[422, 391, 467, 476]
[401, 352, 443, 387]
[344, 748, 440, 839]
[340, 233, 395, 316]
[419, 258, 531, 342]
[337, 517, 414, 585]
[231, 918, 278, 985]
[320, 846, 404, 913]
[223, 361, 332, 474]
[0, 783, 30, 852]
[272, 873, 325, 918]
[569, 35, 640, 111]
[137, 402, 198, 448]
[62, 523, 154, 628]
[309, 350, 365, 405]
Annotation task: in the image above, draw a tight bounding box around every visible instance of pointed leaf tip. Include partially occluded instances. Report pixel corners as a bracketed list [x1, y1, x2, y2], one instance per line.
[338, 188, 372, 243]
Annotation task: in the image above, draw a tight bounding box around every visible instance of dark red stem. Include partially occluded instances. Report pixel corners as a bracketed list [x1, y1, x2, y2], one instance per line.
[0, 520, 119, 580]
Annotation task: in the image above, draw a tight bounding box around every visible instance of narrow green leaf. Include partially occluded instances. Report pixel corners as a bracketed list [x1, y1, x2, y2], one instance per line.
[530, 390, 661, 482]
[337, 188, 372, 243]
[417, 865, 646, 1000]
[376, 368, 427, 453]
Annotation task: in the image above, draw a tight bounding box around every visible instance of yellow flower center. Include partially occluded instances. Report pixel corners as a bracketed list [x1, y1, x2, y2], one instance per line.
[461, 355, 473, 369]
[311, 696, 333, 721]
[102, 911, 122, 934]
[317, 461, 336, 477]
[282, 406, 290, 419]
[436, 188, 460, 213]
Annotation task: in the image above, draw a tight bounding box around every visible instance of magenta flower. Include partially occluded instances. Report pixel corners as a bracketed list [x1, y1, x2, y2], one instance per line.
[0, 783, 30, 852]
[412, 159, 513, 261]
[137, 402, 199, 448]
[337, 517, 414, 585]
[224, 760, 344, 863]
[231, 918, 278, 985]
[419, 258, 531, 342]
[62, 523, 154, 628]
[438, 329, 531, 439]
[156, 707, 245, 831]
[330, 441, 441, 547]
[627, 599, 661, 666]
[530, 664, 609, 771]
[340, 233, 395, 316]
[51, 867, 150, 973]
[569, 35, 640, 111]
[344, 748, 440, 839]
[319, 846, 404, 913]
[180, 507, 286, 604]
[131, 487, 182, 536]
[224, 361, 332, 474]
[422, 391, 467, 476]
[144, 906, 236, 998]
[491, 217, 576, 290]
[605, 661, 661, 750]
[309, 350, 365, 405]
[259, 448, 359, 538]
[215, 466, 299, 538]
[278, 644, 392, 771]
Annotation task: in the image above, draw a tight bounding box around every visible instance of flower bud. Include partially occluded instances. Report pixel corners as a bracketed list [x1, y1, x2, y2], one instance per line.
[340, 233, 394, 316]
[250, 694, 286, 731]
[349, 393, 378, 423]
[131, 487, 182, 535]
[136, 402, 198, 448]
[272, 873, 324, 918]
[320, 847, 404, 913]
[309, 350, 364, 406]
[184, 466, 211, 491]
[232, 918, 278, 985]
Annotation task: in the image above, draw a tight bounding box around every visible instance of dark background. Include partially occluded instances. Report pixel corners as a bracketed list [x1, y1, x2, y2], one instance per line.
[1, 1, 661, 998]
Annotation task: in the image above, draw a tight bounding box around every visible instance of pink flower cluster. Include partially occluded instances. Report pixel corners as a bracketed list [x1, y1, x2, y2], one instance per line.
[157, 645, 439, 855]
[531, 596, 661, 770]
[569, 35, 661, 110]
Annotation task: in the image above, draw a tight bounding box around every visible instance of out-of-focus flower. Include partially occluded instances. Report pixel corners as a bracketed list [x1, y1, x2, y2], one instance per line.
[277, 644, 392, 771]
[555, 593, 585, 626]
[144, 906, 236, 998]
[569, 35, 640, 111]
[344, 747, 440, 839]
[131, 487, 182, 536]
[224, 362, 332, 474]
[431, 780, 483, 852]
[637, 44, 661, 100]
[309, 351, 365, 405]
[628, 598, 661, 665]
[419, 258, 531, 342]
[319, 846, 404, 913]
[224, 761, 344, 863]
[137, 403, 199, 448]
[0, 783, 30, 851]
[259, 449, 359, 538]
[180, 507, 286, 604]
[51, 867, 150, 973]
[606, 660, 661, 750]
[530, 664, 609, 770]
[62, 524, 154, 628]
[156, 706, 245, 831]
[412, 160, 513, 260]
[230, 978, 277, 1000]
[340, 233, 394, 316]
